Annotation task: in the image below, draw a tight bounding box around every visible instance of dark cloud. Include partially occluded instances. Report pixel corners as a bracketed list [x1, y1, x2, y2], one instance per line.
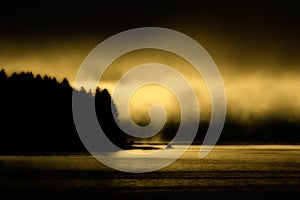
[1, 1, 299, 36]
[1, 1, 299, 72]
[3, 0, 299, 71]
[1, 0, 300, 122]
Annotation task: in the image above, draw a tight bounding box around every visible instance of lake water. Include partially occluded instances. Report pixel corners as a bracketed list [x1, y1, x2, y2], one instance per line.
[1, 145, 299, 199]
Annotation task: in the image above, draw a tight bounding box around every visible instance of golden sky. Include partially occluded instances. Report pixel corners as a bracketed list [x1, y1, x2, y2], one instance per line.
[1, 1, 299, 123]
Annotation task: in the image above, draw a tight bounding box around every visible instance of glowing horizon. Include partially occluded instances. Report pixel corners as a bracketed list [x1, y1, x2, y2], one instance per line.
[1, 5, 300, 124]
[1, 43, 300, 124]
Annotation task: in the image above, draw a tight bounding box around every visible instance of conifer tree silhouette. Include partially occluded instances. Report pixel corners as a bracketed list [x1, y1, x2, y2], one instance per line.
[0, 69, 299, 154]
[95, 87, 133, 150]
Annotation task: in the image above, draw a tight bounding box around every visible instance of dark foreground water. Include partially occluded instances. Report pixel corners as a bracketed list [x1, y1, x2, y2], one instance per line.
[0, 145, 299, 199]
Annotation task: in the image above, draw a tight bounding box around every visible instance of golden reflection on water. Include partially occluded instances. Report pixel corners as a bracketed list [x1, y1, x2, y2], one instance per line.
[1, 145, 299, 171]
[0, 145, 299, 197]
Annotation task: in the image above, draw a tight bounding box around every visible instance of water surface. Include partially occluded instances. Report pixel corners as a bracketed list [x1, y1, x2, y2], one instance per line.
[1, 145, 299, 199]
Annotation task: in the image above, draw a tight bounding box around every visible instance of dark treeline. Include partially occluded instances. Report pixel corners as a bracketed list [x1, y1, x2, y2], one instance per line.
[195, 116, 300, 144]
[137, 118, 300, 145]
[0, 69, 132, 154]
[134, 110, 300, 145]
[0, 69, 299, 154]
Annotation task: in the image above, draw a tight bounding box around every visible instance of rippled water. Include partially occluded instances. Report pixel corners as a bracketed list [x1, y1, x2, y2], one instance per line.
[1, 145, 300, 199]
